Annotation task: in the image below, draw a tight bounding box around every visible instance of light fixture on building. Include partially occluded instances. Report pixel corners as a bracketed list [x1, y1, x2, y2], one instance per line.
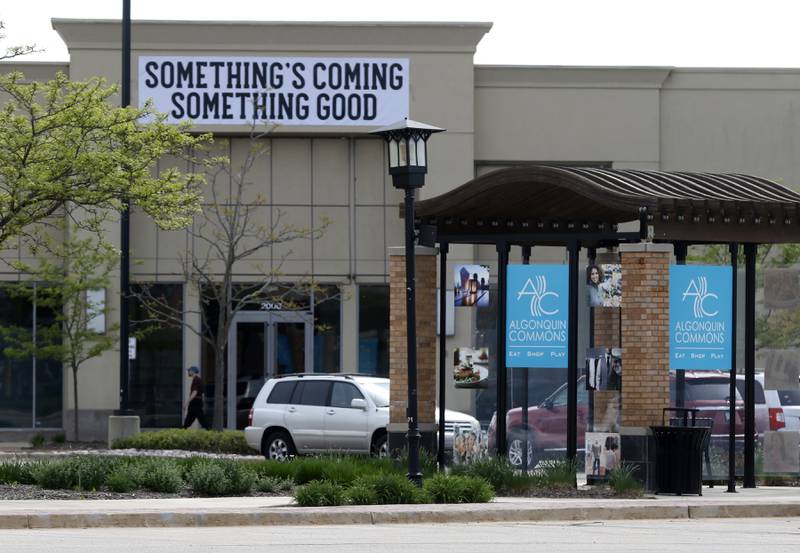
[371, 118, 444, 486]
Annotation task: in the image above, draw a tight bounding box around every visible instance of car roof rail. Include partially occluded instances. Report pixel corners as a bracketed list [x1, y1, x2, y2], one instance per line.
[270, 373, 357, 381]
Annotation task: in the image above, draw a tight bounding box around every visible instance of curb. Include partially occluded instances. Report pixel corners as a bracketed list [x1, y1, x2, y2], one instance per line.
[2, 501, 800, 529]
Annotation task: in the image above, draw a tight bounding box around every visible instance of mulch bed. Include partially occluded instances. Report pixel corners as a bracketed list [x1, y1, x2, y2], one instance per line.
[0, 484, 285, 501]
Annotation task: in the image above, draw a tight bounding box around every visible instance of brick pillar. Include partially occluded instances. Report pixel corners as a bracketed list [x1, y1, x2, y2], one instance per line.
[388, 246, 438, 454]
[618, 242, 673, 491]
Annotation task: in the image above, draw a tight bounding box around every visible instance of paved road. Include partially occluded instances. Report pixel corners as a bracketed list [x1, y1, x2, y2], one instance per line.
[2, 518, 799, 553]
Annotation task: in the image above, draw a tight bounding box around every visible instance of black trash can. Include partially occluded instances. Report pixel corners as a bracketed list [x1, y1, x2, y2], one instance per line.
[651, 408, 710, 495]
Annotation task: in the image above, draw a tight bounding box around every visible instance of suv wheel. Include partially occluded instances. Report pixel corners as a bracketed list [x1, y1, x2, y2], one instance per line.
[507, 432, 537, 470]
[263, 430, 296, 461]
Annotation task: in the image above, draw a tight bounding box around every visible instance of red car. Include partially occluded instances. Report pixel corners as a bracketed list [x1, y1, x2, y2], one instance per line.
[488, 372, 750, 468]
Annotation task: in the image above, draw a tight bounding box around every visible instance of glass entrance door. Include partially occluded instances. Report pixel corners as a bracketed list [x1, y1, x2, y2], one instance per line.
[227, 311, 312, 429]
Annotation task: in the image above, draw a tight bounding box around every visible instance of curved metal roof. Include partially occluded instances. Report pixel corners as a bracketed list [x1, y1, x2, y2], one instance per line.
[416, 166, 800, 244]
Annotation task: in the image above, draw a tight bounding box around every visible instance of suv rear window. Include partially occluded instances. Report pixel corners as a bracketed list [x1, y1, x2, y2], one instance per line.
[686, 379, 741, 402]
[778, 390, 800, 406]
[734, 380, 766, 404]
[267, 381, 296, 404]
[295, 381, 330, 406]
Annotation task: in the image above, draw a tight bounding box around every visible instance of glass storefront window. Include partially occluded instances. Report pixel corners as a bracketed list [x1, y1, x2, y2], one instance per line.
[358, 285, 389, 376]
[314, 285, 340, 373]
[0, 285, 62, 429]
[130, 283, 183, 428]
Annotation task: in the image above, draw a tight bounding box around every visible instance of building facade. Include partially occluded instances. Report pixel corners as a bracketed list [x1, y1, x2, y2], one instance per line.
[2, 19, 800, 443]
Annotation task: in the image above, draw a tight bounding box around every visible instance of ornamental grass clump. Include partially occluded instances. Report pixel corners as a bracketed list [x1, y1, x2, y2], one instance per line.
[0, 460, 39, 485]
[608, 463, 644, 497]
[186, 459, 256, 496]
[423, 473, 494, 504]
[112, 429, 251, 454]
[255, 476, 293, 494]
[350, 473, 429, 505]
[536, 459, 577, 490]
[33, 456, 119, 491]
[294, 480, 346, 507]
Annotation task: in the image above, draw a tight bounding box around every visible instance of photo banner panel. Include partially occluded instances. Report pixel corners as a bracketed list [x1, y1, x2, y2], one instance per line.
[669, 265, 733, 371]
[506, 264, 569, 368]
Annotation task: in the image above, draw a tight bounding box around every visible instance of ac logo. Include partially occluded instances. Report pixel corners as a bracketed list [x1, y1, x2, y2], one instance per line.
[517, 275, 560, 317]
[681, 276, 718, 318]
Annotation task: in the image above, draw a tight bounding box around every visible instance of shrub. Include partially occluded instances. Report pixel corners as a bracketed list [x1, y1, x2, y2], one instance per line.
[0, 461, 39, 485]
[394, 448, 437, 478]
[30, 435, 46, 448]
[320, 459, 362, 485]
[186, 459, 256, 496]
[255, 476, 293, 494]
[450, 457, 516, 492]
[33, 456, 118, 491]
[106, 467, 139, 493]
[186, 461, 228, 496]
[138, 458, 184, 493]
[608, 464, 644, 496]
[292, 458, 329, 484]
[52, 434, 66, 444]
[112, 429, 252, 454]
[294, 481, 345, 507]
[251, 460, 297, 482]
[351, 473, 428, 505]
[423, 473, 494, 504]
[344, 482, 379, 505]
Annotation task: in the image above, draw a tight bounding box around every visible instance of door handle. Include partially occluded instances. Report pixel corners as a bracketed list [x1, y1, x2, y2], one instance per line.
[287, 407, 296, 413]
[326, 409, 336, 415]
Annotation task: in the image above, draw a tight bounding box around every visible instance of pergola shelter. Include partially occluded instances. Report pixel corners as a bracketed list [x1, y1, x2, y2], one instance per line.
[389, 165, 800, 489]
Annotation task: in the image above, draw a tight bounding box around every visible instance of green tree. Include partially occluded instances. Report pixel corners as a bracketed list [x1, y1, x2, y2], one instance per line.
[0, 71, 207, 249]
[2, 231, 119, 441]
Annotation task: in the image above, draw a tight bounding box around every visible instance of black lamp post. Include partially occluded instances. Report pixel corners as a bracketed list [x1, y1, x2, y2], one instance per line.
[372, 118, 444, 485]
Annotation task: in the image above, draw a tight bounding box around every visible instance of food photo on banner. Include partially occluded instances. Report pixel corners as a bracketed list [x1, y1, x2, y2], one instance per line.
[669, 265, 733, 371]
[453, 264, 490, 308]
[585, 432, 621, 479]
[586, 263, 622, 307]
[453, 347, 489, 389]
[585, 347, 622, 391]
[505, 264, 569, 368]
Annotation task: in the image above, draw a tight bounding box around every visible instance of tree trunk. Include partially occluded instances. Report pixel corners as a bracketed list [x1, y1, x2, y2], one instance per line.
[72, 365, 79, 442]
[213, 346, 225, 430]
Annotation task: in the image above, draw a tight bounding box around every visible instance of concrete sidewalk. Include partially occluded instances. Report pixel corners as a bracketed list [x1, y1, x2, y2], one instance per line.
[0, 486, 799, 529]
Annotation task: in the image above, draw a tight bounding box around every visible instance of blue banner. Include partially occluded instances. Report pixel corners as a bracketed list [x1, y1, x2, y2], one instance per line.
[669, 265, 733, 371]
[506, 264, 569, 368]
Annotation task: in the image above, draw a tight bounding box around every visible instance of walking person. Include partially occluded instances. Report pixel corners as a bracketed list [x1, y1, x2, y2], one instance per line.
[183, 366, 210, 430]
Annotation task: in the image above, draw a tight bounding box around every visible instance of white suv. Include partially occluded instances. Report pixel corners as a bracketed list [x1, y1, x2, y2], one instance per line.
[244, 374, 480, 460]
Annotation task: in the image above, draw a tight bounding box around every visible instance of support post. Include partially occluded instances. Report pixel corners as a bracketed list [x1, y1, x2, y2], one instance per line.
[743, 243, 757, 488]
[521, 245, 531, 472]
[587, 247, 596, 437]
[566, 240, 580, 462]
[674, 242, 688, 410]
[437, 242, 449, 471]
[496, 242, 509, 458]
[403, 188, 422, 485]
[118, 0, 132, 415]
[727, 243, 738, 493]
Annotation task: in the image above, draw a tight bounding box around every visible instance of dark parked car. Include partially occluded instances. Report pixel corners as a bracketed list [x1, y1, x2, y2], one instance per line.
[488, 371, 748, 468]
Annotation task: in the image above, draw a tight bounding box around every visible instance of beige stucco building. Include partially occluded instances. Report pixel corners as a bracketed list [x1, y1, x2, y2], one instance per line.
[2, 18, 800, 443]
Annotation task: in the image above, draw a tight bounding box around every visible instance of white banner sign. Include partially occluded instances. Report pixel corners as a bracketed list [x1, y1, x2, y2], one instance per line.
[138, 56, 409, 126]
